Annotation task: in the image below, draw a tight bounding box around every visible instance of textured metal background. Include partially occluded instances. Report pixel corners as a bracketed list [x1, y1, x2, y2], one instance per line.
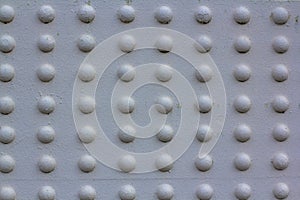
[0, 0, 299, 199]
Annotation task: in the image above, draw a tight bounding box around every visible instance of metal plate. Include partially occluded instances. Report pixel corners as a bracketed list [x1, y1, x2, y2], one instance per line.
[0, 0, 299, 199]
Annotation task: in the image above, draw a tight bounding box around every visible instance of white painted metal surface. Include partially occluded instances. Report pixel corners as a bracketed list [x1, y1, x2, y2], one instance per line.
[0, 0, 299, 199]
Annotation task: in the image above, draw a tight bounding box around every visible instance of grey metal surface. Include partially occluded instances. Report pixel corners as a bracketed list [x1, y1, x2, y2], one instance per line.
[0, 0, 299, 199]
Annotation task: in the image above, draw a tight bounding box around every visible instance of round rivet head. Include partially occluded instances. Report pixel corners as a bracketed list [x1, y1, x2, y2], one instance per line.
[38, 186, 55, 200]
[118, 155, 136, 173]
[79, 126, 96, 144]
[273, 183, 289, 199]
[196, 184, 213, 200]
[155, 35, 173, 53]
[234, 95, 251, 113]
[117, 64, 136, 82]
[234, 152, 251, 171]
[0, 96, 15, 115]
[0, 126, 15, 144]
[79, 185, 96, 200]
[195, 155, 213, 172]
[195, 6, 212, 24]
[37, 126, 55, 144]
[119, 35, 136, 53]
[234, 183, 251, 200]
[234, 124, 251, 142]
[272, 152, 289, 170]
[78, 96, 95, 114]
[195, 65, 213, 82]
[0, 64, 14, 82]
[234, 36, 251, 53]
[118, 96, 135, 114]
[233, 64, 251, 82]
[38, 35, 55, 52]
[155, 65, 172, 82]
[118, 5, 135, 23]
[38, 155, 56, 173]
[78, 34, 96, 52]
[38, 5, 55, 24]
[156, 96, 173, 114]
[157, 125, 174, 142]
[156, 184, 174, 200]
[272, 64, 288, 82]
[78, 4, 95, 23]
[198, 95, 212, 113]
[155, 154, 173, 172]
[0, 186, 16, 200]
[38, 96, 56, 114]
[0, 35, 15, 53]
[271, 7, 289, 25]
[272, 36, 289, 53]
[78, 154, 96, 173]
[272, 124, 289, 142]
[119, 185, 136, 200]
[196, 125, 213, 143]
[195, 35, 212, 53]
[0, 154, 15, 173]
[272, 95, 289, 113]
[37, 64, 55, 82]
[233, 6, 250, 24]
[0, 5, 15, 23]
[78, 64, 96, 82]
[118, 125, 135, 143]
[155, 6, 173, 24]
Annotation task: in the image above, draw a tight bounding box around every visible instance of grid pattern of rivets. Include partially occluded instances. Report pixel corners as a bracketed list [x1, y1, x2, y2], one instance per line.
[0, 0, 299, 199]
